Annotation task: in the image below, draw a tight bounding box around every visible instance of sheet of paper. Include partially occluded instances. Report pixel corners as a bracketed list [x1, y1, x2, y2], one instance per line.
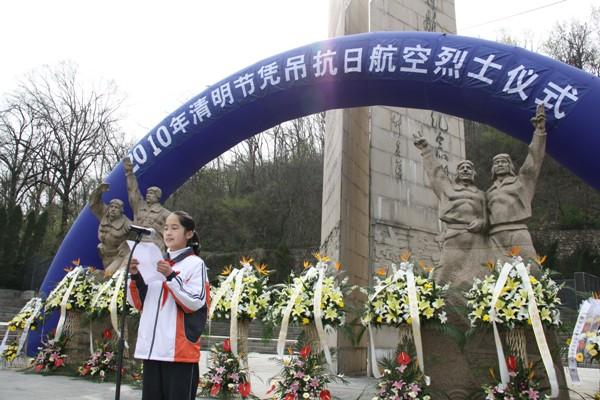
[127, 240, 165, 283]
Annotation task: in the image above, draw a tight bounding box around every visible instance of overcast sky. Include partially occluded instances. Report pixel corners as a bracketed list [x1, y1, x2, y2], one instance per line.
[1, 0, 597, 142]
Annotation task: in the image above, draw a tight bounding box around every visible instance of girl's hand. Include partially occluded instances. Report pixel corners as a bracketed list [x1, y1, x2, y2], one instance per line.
[157, 260, 173, 277]
[130, 258, 140, 275]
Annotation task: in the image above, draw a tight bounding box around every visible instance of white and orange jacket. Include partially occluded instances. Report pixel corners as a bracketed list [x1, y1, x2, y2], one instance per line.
[127, 247, 209, 363]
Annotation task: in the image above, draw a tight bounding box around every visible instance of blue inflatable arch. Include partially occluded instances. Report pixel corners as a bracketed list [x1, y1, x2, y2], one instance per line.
[31, 31, 599, 352]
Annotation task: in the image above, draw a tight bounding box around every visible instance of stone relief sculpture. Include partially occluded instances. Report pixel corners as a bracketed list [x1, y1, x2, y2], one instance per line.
[123, 157, 171, 250]
[487, 104, 547, 262]
[413, 132, 488, 291]
[88, 183, 132, 277]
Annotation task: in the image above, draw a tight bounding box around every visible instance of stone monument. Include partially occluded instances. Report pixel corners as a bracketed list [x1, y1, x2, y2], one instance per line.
[123, 157, 171, 250]
[88, 182, 132, 277]
[413, 132, 488, 294]
[487, 104, 547, 262]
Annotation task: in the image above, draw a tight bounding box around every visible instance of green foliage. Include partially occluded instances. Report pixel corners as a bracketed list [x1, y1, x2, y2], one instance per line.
[0, 205, 48, 289]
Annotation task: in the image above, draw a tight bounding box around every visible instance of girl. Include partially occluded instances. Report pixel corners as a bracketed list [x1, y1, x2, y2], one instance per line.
[127, 211, 209, 400]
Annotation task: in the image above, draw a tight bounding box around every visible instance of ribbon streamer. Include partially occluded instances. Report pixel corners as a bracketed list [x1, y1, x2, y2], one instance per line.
[230, 264, 252, 357]
[313, 263, 333, 370]
[489, 261, 559, 398]
[16, 298, 43, 356]
[55, 266, 83, 340]
[109, 269, 128, 348]
[367, 263, 429, 383]
[277, 268, 318, 358]
[567, 298, 600, 384]
[277, 276, 306, 358]
[208, 269, 240, 320]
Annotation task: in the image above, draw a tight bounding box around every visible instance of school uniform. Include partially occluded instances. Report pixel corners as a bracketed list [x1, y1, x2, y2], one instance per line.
[127, 247, 209, 400]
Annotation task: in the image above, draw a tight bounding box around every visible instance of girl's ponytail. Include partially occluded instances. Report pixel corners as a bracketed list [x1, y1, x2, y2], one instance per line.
[188, 231, 201, 255]
[172, 210, 201, 255]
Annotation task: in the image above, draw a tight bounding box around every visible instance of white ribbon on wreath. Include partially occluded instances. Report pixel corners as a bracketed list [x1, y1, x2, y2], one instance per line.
[55, 266, 84, 340]
[277, 266, 319, 360]
[312, 261, 334, 370]
[567, 298, 600, 384]
[488, 261, 559, 398]
[230, 263, 253, 357]
[16, 297, 43, 357]
[367, 262, 429, 384]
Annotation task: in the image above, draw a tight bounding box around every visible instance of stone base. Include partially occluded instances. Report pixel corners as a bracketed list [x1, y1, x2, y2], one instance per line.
[422, 320, 569, 399]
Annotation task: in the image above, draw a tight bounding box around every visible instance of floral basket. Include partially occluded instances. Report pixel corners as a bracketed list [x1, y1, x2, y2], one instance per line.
[360, 257, 448, 328]
[266, 254, 350, 329]
[78, 328, 120, 382]
[267, 342, 344, 400]
[482, 355, 548, 400]
[465, 255, 562, 330]
[210, 258, 271, 322]
[1, 340, 19, 363]
[88, 269, 138, 318]
[7, 297, 44, 332]
[44, 260, 97, 315]
[198, 339, 254, 399]
[32, 332, 68, 373]
[372, 347, 431, 400]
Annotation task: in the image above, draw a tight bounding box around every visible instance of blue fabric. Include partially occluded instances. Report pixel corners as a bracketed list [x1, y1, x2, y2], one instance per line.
[29, 31, 600, 354]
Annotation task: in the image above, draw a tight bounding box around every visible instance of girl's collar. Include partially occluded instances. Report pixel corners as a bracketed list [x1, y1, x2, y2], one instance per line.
[167, 247, 191, 260]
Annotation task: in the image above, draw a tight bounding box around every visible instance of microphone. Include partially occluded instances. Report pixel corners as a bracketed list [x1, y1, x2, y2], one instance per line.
[128, 224, 156, 237]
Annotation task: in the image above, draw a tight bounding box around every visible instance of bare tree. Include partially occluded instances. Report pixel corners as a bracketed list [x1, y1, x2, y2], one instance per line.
[16, 62, 126, 235]
[0, 102, 49, 210]
[542, 17, 600, 75]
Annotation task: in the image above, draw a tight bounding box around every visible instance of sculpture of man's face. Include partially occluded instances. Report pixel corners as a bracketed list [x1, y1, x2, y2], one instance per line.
[492, 156, 511, 177]
[108, 201, 123, 220]
[145, 187, 161, 204]
[456, 162, 475, 183]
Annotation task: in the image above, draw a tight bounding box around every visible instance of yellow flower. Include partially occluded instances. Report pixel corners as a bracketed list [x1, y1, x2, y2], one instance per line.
[9, 326, 16, 331]
[406, 317, 413, 325]
[221, 265, 233, 276]
[254, 263, 269, 276]
[240, 256, 254, 266]
[589, 349, 598, 357]
[375, 267, 387, 277]
[575, 353, 584, 362]
[302, 318, 310, 325]
[485, 260, 495, 271]
[303, 261, 312, 270]
[66, 303, 72, 310]
[530, 276, 539, 285]
[482, 315, 491, 322]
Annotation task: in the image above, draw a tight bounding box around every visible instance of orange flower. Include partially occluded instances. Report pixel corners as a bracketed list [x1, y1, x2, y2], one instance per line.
[400, 251, 411, 262]
[240, 256, 254, 266]
[334, 262, 342, 271]
[221, 265, 233, 276]
[375, 267, 387, 277]
[507, 246, 521, 257]
[534, 255, 547, 266]
[255, 263, 269, 276]
[485, 260, 495, 271]
[313, 252, 330, 263]
[72, 258, 81, 266]
[303, 260, 313, 270]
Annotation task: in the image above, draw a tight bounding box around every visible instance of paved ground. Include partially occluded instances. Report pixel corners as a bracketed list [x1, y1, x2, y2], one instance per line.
[1, 353, 598, 399]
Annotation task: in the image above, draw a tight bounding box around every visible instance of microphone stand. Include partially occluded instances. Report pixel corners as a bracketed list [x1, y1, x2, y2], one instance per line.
[115, 231, 143, 400]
